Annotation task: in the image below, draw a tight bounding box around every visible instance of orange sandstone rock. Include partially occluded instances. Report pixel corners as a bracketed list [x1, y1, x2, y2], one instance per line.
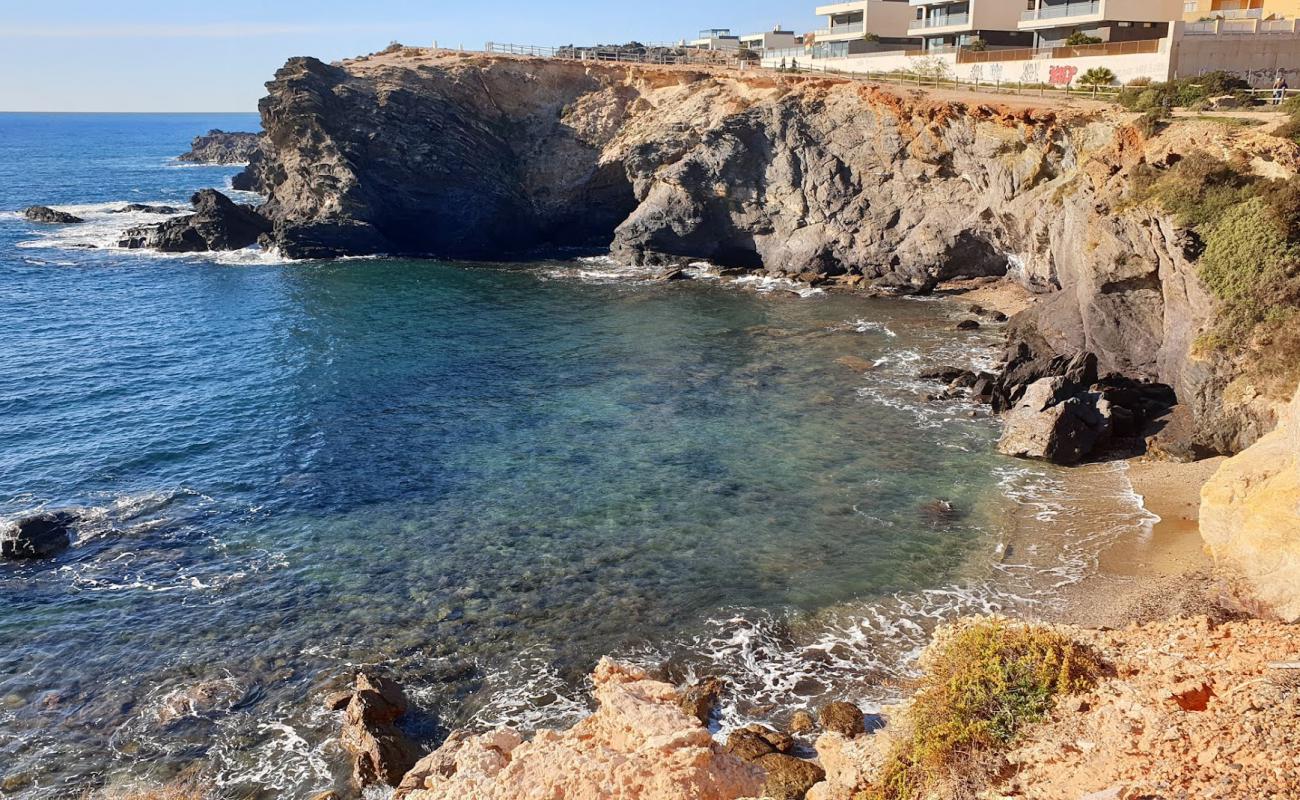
[403, 659, 764, 800]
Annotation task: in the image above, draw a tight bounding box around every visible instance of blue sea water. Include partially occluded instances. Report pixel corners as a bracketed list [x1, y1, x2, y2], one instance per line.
[0, 113, 1148, 798]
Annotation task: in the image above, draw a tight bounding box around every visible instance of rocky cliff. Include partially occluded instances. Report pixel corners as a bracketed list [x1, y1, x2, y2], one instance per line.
[236, 50, 1299, 455]
[1201, 383, 1300, 622]
[177, 130, 261, 165]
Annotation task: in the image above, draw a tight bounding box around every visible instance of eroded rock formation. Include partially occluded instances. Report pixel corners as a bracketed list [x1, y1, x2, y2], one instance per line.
[237, 52, 1295, 455]
[119, 189, 271, 253]
[22, 206, 83, 224]
[178, 130, 261, 165]
[1200, 384, 1300, 622]
[400, 659, 764, 800]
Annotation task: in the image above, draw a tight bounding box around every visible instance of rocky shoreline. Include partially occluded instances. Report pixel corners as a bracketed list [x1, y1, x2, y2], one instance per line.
[17, 49, 1298, 800]
[62, 50, 1294, 463]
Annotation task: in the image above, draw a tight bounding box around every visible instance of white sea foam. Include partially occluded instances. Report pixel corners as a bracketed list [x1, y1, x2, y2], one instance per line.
[8, 199, 300, 266]
[833, 318, 897, 337]
[464, 652, 593, 731]
[730, 274, 825, 298]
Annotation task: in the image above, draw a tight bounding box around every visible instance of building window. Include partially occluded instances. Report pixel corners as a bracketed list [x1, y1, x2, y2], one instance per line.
[1183, 1, 1198, 10]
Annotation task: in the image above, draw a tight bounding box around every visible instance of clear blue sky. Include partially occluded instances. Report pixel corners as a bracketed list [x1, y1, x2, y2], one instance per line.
[1, 1, 818, 112]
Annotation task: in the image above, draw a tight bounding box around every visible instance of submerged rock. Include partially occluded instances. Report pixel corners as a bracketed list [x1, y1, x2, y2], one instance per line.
[119, 190, 271, 253]
[112, 203, 181, 215]
[22, 206, 83, 224]
[1, 511, 77, 559]
[177, 129, 261, 165]
[335, 672, 421, 789]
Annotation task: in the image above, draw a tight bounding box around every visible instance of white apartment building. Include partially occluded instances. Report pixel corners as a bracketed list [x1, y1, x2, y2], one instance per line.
[907, 0, 1034, 51]
[739, 27, 802, 56]
[685, 28, 742, 50]
[1019, 0, 1184, 47]
[811, 1, 920, 56]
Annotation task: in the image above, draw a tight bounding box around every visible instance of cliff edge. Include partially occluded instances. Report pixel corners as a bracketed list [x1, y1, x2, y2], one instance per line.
[238, 50, 1299, 457]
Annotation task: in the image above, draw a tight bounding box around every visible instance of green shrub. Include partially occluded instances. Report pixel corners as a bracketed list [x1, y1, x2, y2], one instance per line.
[1150, 152, 1254, 228]
[1065, 32, 1103, 46]
[1200, 197, 1299, 318]
[1116, 71, 1250, 111]
[862, 620, 1103, 800]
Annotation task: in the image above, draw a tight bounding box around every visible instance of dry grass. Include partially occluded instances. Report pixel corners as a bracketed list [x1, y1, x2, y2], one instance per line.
[860, 618, 1104, 800]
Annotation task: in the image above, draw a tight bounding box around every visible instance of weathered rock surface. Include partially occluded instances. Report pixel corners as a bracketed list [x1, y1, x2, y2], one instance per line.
[1, 511, 77, 559]
[177, 129, 261, 165]
[243, 51, 1296, 453]
[1200, 384, 1300, 622]
[817, 701, 865, 738]
[997, 377, 1114, 465]
[403, 659, 763, 800]
[111, 204, 181, 215]
[678, 675, 726, 725]
[118, 190, 271, 253]
[22, 206, 83, 224]
[335, 673, 421, 789]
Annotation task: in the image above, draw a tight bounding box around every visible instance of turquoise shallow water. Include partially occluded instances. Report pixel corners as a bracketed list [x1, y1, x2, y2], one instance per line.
[0, 114, 1148, 798]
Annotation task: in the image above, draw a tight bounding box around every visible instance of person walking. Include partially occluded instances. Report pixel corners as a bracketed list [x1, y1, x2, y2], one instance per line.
[1274, 75, 1289, 106]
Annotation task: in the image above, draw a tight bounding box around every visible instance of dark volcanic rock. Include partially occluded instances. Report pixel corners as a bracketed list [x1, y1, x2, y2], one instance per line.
[2, 512, 77, 560]
[997, 377, 1115, 465]
[22, 206, 84, 224]
[178, 129, 261, 165]
[119, 190, 271, 253]
[112, 204, 181, 215]
[336, 673, 421, 789]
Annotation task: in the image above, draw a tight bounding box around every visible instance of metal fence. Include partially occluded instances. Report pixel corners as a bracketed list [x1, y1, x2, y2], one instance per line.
[955, 38, 1162, 64]
[484, 41, 746, 66]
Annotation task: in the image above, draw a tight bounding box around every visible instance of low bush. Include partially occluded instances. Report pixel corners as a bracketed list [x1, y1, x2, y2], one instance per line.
[862, 619, 1103, 800]
[1136, 153, 1300, 392]
[1118, 71, 1251, 111]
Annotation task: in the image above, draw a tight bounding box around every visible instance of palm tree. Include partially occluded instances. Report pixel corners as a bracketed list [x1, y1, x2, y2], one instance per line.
[1079, 67, 1117, 95]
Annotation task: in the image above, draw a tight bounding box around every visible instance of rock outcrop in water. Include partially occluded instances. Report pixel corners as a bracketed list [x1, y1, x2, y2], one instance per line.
[239, 51, 1297, 457]
[177, 129, 261, 165]
[1200, 383, 1300, 622]
[332, 673, 421, 789]
[1, 511, 77, 559]
[118, 189, 271, 253]
[398, 659, 764, 800]
[22, 206, 83, 224]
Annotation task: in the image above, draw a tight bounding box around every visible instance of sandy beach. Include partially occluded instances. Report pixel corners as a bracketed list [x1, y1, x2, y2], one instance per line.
[1051, 457, 1227, 628]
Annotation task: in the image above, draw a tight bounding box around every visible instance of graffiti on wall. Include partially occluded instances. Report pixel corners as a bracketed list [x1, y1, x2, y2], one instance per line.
[1048, 65, 1079, 86]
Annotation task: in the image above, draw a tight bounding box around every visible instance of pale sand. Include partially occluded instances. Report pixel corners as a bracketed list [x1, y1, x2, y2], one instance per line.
[1051, 457, 1228, 629]
[934, 276, 1038, 317]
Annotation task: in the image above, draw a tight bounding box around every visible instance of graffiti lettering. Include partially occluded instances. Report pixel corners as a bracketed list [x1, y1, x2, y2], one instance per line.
[1048, 65, 1078, 86]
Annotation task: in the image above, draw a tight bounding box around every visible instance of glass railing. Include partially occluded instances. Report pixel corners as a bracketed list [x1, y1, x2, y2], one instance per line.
[1020, 1, 1102, 22]
[814, 21, 867, 36]
[914, 13, 970, 28]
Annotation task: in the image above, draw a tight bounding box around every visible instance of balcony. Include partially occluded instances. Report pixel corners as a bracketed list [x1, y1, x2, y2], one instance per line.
[913, 13, 970, 29]
[1020, 1, 1101, 24]
[814, 21, 867, 38]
